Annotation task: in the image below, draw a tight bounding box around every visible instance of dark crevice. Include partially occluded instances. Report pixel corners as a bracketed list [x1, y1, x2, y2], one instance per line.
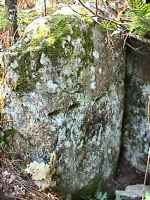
[48, 110, 61, 117]
[114, 44, 129, 178]
[114, 40, 147, 192]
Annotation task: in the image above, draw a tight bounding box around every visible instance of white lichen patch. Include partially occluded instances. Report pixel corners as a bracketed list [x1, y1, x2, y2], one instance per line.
[142, 85, 150, 95]
[40, 53, 51, 66]
[93, 50, 99, 59]
[91, 66, 95, 74]
[52, 113, 65, 127]
[71, 38, 82, 50]
[25, 161, 50, 181]
[90, 81, 96, 90]
[36, 82, 41, 90]
[47, 80, 58, 93]
[99, 68, 102, 74]
[66, 35, 71, 42]
[25, 161, 53, 191]
[10, 60, 18, 69]
[6, 69, 18, 90]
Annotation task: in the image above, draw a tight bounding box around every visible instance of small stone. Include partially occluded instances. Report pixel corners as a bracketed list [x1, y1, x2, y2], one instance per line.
[8, 175, 16, 184]
[116, 184, 150, 200]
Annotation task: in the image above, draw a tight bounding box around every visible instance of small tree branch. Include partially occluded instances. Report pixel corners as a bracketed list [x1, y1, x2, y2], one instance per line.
[77, 0, 96, 16]
[95, 0, 98, 16]
[44, 0, 47, 16]
[128, 33, 150, 45]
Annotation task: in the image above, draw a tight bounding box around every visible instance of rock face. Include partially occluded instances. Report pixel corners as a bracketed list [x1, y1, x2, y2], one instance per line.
[123, 45, 150, 172]
[0, 13, 125, 197]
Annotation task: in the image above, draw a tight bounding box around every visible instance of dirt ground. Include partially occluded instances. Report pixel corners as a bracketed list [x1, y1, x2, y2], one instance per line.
[0, 151, 60, 200]
[0, 149, 148, 200]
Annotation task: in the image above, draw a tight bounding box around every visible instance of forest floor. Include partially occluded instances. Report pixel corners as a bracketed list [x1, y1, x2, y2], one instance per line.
[0, 150, 147, 200]
[102, 154, 146, 200]
[0, 151, 60, 200]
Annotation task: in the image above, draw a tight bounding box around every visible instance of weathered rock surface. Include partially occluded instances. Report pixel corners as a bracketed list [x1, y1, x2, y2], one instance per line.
[0, 12, 125, 197]
[123, 45, 150, 172]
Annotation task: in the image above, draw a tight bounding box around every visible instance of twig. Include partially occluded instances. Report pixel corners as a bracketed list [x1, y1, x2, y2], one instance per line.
[128, 33, 150, 45]
[125, 42, 148, 55]
[77, 0, 96, 16]
[68, 5, 90, 17]
[123, 33, 129, 49]
[44, 0, 47, 16]
[95, 0, 98, 16]
[77, 0, 128, 27]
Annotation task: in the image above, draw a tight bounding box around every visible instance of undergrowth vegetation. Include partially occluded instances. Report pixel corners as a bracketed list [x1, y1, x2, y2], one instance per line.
[97, 0, 150, 37]
[0, 0, 150, 45]
[0, 6, 8, 31]
[127, 0, 150, 35]
[17, 9, 38, 34]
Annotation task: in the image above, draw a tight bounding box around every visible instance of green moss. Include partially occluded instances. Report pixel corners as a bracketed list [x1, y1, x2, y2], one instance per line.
[30, 15, 94, 64]
[0, 7, 9, 31]
[72, 177, 103, 200]
[0, 128, 16, 146]
[31, 15, 94, 88]
[29, 15, 77, 66]
[18, 10, 38, 34]
[98, 20, 117, 32]
[15, 50, 42, 93]
[15, 15, 94, 93]
[80, 27, 94, 66]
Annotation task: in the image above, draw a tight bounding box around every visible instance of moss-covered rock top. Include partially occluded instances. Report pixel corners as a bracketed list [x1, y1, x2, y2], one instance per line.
[11, 14, 95, 94]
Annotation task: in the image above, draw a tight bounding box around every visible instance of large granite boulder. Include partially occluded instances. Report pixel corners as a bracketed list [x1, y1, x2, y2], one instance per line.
[0, 11, 125, 198]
